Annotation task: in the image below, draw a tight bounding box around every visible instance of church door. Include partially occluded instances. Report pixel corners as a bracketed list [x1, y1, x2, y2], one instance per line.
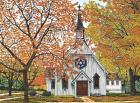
[77, 81, 88, 96]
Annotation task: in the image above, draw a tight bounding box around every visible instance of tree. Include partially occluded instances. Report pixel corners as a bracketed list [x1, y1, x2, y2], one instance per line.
[0, 0, 77, 102]
[85, 0, 140, 95]
[0, 66, 21, 96]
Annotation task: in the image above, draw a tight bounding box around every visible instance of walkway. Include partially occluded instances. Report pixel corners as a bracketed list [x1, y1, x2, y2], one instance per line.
[0, 92, 22, 96]
[79, 96, 95, 102]
[0, 92, 23, 102]
[0, 96, 23, 102]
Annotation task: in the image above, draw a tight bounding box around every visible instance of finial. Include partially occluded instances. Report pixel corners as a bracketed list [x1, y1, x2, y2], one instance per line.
[78, 5, 81, 11]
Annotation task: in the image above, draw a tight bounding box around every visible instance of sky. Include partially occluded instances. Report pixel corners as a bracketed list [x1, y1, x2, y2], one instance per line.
[72, 0, 106, 6]
[71, 0, 88, 5]
[78, 0, 88, 5]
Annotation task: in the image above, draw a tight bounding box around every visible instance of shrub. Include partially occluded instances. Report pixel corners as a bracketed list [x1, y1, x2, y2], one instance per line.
[36, 88, 45, 92]
[42, 91, 51, 96]
[29, 89, 37, 96]
[106, 93, 126, 97]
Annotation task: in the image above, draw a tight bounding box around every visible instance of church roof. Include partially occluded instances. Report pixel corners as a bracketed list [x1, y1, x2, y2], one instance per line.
[91, 54, 108, 74]
[69, 39, 93, 55]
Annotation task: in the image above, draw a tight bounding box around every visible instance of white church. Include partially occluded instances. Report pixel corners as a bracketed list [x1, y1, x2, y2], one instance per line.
[46, 7, 122, 96]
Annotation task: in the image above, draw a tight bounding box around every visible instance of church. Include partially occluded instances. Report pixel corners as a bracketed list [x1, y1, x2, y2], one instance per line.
[45, 7, 119, 96]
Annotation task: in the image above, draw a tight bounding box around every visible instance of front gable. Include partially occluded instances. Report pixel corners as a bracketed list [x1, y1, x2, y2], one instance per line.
[71, 70, 92, 84]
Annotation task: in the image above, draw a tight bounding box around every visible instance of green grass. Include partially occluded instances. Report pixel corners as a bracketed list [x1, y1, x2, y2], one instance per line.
[0, 90, 7, 94]
[136, 92, 140, 96]
[0, 90, 23, 94]
[106, 93, 129, 97]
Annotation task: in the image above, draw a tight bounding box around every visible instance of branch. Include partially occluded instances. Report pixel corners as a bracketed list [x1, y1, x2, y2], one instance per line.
[34, 0, 52, 39]
[0, 61, 24, 73]
[28, 70, 38, 86]
[36, 19, 53, 49]
[0, 41, 25, 66]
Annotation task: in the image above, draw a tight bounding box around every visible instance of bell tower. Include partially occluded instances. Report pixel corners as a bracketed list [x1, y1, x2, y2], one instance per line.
[76, 5, 85, 39]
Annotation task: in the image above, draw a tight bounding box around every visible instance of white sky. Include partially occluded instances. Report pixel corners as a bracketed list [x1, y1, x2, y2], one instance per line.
[71, 0, 106, 6]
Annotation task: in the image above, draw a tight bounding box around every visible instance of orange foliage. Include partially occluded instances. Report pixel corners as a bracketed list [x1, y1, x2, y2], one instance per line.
[32, 74, 45, 86]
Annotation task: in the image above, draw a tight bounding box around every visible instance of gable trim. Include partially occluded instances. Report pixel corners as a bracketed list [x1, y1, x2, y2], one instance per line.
[71, 70, 92, 84]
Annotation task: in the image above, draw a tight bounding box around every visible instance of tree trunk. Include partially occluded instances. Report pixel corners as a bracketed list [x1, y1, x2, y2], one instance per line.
[129, 68, 136, 96]
[8, 80, 12, 96]
[23, 70, 29, 103]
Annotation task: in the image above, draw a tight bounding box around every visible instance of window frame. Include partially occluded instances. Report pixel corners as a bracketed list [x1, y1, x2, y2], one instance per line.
[51, 79, 55, 89]
[116, 80, 119, 85]
[111, 80, 114, 85]
[62, 78, 68, 90]
[93, 73, 100, 89]
[107, 80, 109, 85]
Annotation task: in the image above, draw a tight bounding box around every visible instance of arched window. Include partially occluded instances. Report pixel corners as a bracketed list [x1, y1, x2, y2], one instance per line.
[62, 74, 68, 89]
[93, 73, 100, 89]
[51, 79, 55, 89]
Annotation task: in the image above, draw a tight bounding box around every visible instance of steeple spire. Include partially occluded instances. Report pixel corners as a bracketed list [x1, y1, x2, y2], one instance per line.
[76, 5, 84, 30]
[76, 5, 85, 39]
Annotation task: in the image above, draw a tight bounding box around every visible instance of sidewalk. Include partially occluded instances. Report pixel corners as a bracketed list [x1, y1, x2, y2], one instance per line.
[0, 92, 23, 102]
[0, 96, 23, 102]
[79, 96, 95, 102]
[0, 92, 23, 96]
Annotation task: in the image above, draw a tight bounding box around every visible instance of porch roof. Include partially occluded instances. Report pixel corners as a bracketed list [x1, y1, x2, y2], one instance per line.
[71, 70, 92, 84]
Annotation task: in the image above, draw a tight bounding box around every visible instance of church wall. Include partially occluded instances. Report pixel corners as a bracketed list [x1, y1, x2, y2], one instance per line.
[56, 79, 74, 96]
[46, 53, 107, 96]
[81, 55, 106, 95]
[46, 77, 75, 96]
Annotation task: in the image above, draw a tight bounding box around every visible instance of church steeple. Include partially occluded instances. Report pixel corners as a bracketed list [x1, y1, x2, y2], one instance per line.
[76, 5, 85, 39]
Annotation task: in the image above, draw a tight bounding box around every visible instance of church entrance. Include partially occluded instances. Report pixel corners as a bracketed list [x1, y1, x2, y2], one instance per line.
[77, 81, 88, 96]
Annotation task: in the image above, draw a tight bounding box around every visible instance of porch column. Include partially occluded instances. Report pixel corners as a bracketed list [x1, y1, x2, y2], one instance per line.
[74, 81, 77, 97]
[88, 81, 90, 96]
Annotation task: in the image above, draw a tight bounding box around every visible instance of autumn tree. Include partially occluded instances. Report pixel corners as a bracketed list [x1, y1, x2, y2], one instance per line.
[0, 68, 21, 96]
[0, 0, 77, 102]
[85, 0, 140, 95]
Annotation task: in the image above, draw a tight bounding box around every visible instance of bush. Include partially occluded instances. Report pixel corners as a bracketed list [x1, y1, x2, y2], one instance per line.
[36, 88, 45, 92]
[42, 91, 51, 96]
[29, 89, 37, 96]
[106, 93, 127, 97]
[0, 84, 8, 90]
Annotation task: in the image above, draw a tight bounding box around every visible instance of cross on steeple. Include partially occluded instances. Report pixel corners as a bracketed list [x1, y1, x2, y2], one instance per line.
[78, 5, 81, 11]
[76, 5, 85, 39]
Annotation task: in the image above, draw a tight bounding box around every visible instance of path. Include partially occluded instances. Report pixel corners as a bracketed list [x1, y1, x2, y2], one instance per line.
[0, 92, 22, 96]
[0, 96, 23, 102]
[0, 92, 23, 102]
[79, 96, 95, 102]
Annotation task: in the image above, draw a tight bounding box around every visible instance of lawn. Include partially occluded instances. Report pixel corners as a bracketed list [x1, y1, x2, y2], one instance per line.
[0, 90, 23, 94]
[0, 90, 8, 94]
[1, 96, 83, 103]
[0, 93, 23, 99]
[89, 94, 140, 102]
